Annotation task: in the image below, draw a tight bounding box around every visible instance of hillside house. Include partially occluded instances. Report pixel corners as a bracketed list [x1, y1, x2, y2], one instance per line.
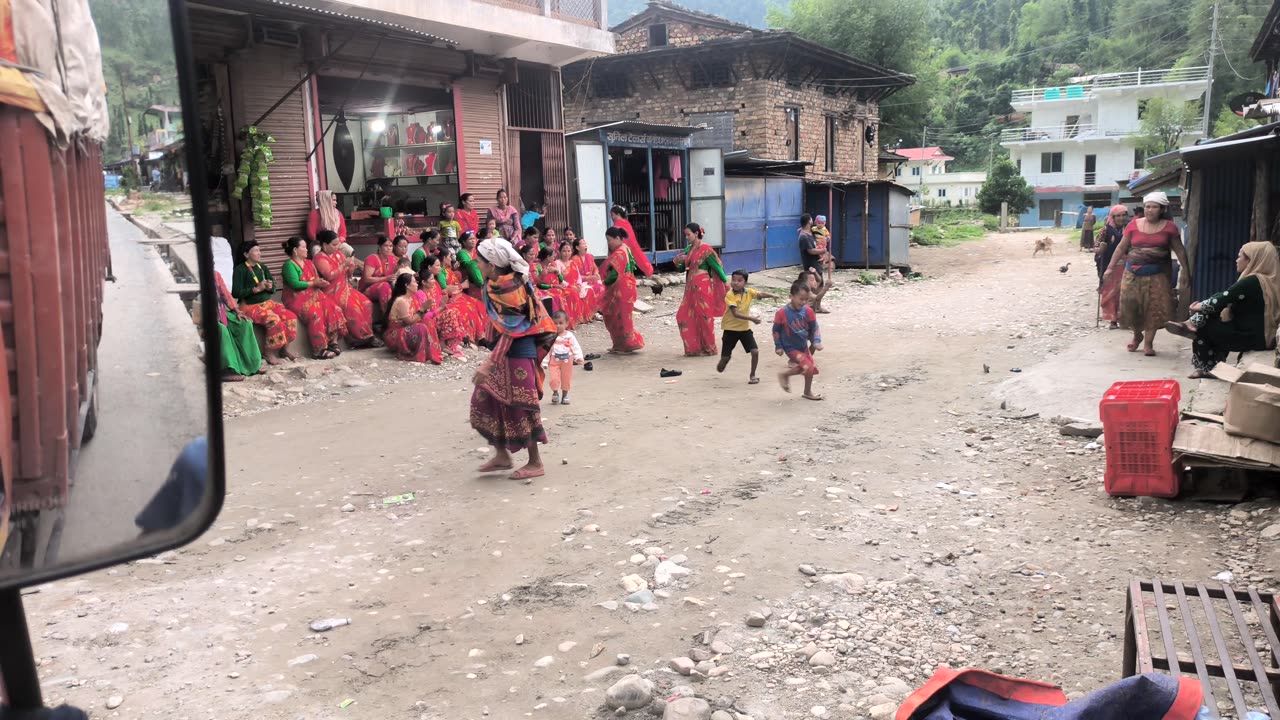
[892, 147, 987, 207]
[560, 1, 916, 270]
[1000, 65, 1209, 227]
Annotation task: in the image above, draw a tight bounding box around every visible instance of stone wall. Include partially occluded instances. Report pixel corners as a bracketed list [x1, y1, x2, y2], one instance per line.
[615, 19, 744, 53]
[564, 55, 880, 182]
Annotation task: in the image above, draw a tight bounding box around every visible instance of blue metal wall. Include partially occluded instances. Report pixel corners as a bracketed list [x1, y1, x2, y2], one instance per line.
[764, 178, 805, 268]
[1192, 159, 1256, 302]
[837, 184, 891, 266]
[724, 178, 766, 273]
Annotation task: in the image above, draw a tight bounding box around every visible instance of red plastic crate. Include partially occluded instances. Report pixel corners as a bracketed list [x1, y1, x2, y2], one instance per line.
[1099, 380, 1181, 498]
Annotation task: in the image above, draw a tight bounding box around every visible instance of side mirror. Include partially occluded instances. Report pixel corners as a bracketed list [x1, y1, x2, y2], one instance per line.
[0, 0, 224, 591]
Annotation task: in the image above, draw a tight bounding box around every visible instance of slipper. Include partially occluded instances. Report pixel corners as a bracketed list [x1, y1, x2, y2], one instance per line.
[1164, 321, 1195, 339]
[660, 368, 682, 377]
[1188, 370, 1213, 379]
[748, 377, 760, 385]
[803, 393, 824, 401]
[510, 466, 545, 481]
[584, 353, 602, 361]
[583, 361, 593, 371]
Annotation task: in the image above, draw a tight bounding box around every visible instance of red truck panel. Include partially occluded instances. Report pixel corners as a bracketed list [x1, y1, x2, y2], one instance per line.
[0, 106, 107, 512]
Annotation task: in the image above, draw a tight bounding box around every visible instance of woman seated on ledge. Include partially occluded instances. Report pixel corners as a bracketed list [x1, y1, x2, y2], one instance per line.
[1165, 241, 1279, 378]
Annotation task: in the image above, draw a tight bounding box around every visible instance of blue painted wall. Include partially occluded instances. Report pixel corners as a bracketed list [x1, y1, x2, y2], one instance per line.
[724, 178, 767, 273]
[1017, 191, 1089, 228]
[837, 185, 894, 266]
[764, 178, 805, 269]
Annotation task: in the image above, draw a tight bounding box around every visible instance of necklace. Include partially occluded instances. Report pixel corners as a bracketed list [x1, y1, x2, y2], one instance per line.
[246, 262, 264, 286]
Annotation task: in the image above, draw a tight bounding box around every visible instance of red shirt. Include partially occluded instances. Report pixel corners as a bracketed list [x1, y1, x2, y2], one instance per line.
[456, 208, 479, 235]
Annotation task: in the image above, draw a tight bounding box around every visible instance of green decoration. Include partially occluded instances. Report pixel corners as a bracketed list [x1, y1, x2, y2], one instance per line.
[232, 126, 276, 229]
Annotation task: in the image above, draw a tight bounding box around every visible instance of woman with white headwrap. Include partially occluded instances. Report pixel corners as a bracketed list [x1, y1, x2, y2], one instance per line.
[1101, 191, 1190, 356]
[470, 237, 557, 481]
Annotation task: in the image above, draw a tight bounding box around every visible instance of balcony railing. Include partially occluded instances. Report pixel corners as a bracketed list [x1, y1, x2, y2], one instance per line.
[1000, 123, 1204, 143]
[472, 0, 602, 26]
[1020, 172, 1132, 188]
[1011, 66, 1210, 105]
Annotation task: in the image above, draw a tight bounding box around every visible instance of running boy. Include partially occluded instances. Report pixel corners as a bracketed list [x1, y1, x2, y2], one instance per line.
[542, 310, 584, 405]
[774, 279, 824, 401]
[717, 270, 780, 384]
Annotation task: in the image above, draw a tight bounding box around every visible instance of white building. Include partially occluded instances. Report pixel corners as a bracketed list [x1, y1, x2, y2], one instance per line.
[1000, 66, 1209, 226]
[893, 147, 987, 207]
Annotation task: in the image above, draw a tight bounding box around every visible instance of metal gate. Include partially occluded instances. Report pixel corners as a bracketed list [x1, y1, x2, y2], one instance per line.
[764, 177, 804, 269]
[724, 177, 765, 273]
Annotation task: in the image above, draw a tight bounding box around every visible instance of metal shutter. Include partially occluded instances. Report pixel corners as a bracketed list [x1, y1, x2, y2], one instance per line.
[456, 76, 507, 207]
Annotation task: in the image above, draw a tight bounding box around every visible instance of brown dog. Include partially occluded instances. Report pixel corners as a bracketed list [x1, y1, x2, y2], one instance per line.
[1033, 236, 1055, 257]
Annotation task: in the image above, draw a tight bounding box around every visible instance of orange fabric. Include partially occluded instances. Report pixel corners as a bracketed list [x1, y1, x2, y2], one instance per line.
[1161, 677, 1202, 720]
[0, 0, 44, 114]
[895, 667, 1067, 720]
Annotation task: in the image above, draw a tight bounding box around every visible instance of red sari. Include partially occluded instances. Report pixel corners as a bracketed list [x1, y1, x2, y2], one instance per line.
[445, 267, 489, 341]
[558, 259, 595, 326]
[612, 217, 653, 276]
[385, 294, 443, 364]
[315, 250, 375, 342]
[534, 264, 571, 324]
[675, 242, 728, 356]
[601, 246, 645, 353]
[282, 259, 347, 354]
[419, 281, 466, 357]
[572, 254, 605, 323]
[361, 253, 397, 313]
[456, 208, 480, 235]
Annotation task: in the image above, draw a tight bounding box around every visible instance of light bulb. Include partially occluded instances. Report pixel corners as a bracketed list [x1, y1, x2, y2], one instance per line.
[370, 118, 387, 133]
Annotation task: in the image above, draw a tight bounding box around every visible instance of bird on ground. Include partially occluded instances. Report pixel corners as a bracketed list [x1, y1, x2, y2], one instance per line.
[1059, 263, 1071, 273]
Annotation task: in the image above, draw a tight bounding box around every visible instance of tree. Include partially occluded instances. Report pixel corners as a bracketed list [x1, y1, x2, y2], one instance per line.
[1135, 97, 1202, 157]
[977, 156, 1035, 215]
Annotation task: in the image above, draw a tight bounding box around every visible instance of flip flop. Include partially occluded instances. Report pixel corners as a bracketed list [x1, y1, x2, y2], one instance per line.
[1144, 350, 1157, 357]
[1164, 321, 1195, 339]
[748, 377, 760, 385]
[803, 393, 824, 401]
[510, 466, 545, 481]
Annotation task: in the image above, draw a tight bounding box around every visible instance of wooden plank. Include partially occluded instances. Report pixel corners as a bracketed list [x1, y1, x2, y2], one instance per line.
[1225, 586, 1280, 717]
[1130, 578, 1155, 674]
[1200, 582, 1250, 716]
[1174, 581, 1217, 711]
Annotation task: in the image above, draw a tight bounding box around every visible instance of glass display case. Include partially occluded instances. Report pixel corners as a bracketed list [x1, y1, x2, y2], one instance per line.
[365, 109, 458, 182]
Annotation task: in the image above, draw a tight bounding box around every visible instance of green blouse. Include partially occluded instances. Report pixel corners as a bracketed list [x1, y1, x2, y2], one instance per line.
[1198, 274, 1269, 349]
[411, 248, 429, 272]
[603, 252, 637, 286]
[231, 262, 273, 305]
[676, 246, 728, 282]
[457, 249, 483, 286]
[436, 270, 449, 289]
[281, 260, 310, 291]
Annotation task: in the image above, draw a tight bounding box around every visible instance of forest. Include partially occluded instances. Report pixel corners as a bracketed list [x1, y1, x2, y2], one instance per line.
[90, 0, 1271, 171]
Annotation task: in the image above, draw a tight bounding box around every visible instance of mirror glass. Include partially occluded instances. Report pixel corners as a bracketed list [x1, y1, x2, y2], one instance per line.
[0, 0, 217, 585]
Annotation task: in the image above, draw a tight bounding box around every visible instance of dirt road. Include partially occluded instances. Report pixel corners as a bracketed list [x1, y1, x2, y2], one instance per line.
[22, 231, 1280, 719]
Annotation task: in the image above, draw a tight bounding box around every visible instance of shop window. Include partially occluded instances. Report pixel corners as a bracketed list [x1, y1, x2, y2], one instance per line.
[1039, 198, 1063, 221]
[784, 107, 800, 162]
[592, 72, 632, 100]
[691, 60, 733, 89]
[1040, 152, 1063, 174]
[824, 116, 837, 172]
[649, 24, 668, 47]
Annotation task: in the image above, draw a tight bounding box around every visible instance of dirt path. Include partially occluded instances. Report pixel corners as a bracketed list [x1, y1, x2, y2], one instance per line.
[22, 231, 1280, 720]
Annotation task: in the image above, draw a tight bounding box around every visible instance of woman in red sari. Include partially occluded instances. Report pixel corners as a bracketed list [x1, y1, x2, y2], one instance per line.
[610, 204, 654, 277]
[314, 229, 380, 348]
[572, 234, 606, 323]
[360, 234, 398, 315]
[674, 222, 729, 356]
[384, 273, 443, 364]
[554, 240, 591, 326]
[601, 227, 645, 353]
[442, 253, 489, 343]
[417, 258, 467, 360]
[471, 237, 557, 481]
[456, 193, 480, 235]
[280, 236, 346, 359]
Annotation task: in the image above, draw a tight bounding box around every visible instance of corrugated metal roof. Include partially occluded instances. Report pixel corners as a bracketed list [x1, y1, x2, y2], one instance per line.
[567, 121, 707, 138]
[1128, 166, 1182, 194]
[894, 147, 955, 162]
[1181, 133, 1280, 169]
[263, 0, 457, 46]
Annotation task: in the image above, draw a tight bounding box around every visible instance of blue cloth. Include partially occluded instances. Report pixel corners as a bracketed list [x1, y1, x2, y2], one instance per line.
[508, 335, 537, 359]
[521, 211, 541, 230]
[907, 672, 1196, 720]
[1126, 262, 1166, 276]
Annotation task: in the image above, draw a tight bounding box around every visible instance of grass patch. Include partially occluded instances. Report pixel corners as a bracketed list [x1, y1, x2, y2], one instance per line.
[855, 270, 879, 285]
[912, 209, 995, 247]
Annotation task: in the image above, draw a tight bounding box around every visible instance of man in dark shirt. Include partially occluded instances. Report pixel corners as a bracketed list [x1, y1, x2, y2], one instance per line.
[798, 213, 822, 279]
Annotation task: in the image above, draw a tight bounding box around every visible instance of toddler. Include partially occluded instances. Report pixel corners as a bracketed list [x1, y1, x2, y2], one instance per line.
[542, 310, 584, 405]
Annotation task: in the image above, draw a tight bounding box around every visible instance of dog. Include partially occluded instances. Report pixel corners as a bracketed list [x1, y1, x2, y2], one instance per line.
[1033, 236, 1055, 257]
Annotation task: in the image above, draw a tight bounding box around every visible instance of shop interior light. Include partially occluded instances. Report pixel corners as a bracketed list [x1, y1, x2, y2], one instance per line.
[370, 118, 387, 133]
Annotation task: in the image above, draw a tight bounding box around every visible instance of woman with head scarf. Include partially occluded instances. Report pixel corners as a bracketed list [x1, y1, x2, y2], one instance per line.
[470, 237, 557, 481]
[1094, 204, 1130, 328]
[1165, 242, 1280, 378]
[1101, 192, 1190, 356]
[306, 190, 347, 243]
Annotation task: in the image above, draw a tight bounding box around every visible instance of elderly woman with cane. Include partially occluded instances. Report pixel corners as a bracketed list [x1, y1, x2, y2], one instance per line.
[470, 236, 557, 481]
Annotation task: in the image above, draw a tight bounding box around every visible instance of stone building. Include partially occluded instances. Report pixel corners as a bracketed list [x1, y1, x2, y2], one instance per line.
[562, 1, 914, 184]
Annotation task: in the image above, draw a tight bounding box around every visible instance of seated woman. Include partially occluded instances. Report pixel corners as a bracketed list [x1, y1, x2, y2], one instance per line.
[554, 240, 593, 326]
[306, 190, 347, 243]
[525, 244, 566, 320]
[442, 249, 489, 343]
[1166, 241, 1279, 378]
[281, 236, 346, 360]
[417, 258, 468, 360]
[230, 240, 299, 365]
[314, 229, 380, 348]
[571, 234, 606, 323]
[211, 270, 261, 381]
[360, 234, 398, 315]
[412, 229, 441, 272]
[384, 272, 443, 365]
[456, 231, 485, 299]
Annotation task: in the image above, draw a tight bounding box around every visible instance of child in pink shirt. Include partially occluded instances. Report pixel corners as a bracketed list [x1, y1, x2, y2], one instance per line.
[542, 310, 585, 405]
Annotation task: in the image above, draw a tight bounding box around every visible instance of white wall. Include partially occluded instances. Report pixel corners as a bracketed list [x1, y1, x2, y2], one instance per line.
[1013, 139, 1142, 188]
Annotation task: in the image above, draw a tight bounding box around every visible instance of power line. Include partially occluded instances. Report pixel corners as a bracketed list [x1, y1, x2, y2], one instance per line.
[1216, 28, 1258, 81]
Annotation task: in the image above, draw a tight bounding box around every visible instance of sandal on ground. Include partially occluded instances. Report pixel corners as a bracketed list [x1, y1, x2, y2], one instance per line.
[1188, 370, 1214, 379]
[1164, 321, 1196, 339]
[748, 376, 760, 385]
[510, 466, 545, 481]
[313, 348, 339, 360]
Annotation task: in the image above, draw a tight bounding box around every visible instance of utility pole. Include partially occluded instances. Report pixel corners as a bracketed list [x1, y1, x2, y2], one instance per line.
[1202, 2, 1219, 137]
[919, 126, 927, 208]
[117, 65, 138, 179]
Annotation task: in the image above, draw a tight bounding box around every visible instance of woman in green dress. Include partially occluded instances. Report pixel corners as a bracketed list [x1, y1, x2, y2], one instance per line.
[1166, 241, 1280, 378]
[231, 240, 300, 365]
[212, 272, 262, 380]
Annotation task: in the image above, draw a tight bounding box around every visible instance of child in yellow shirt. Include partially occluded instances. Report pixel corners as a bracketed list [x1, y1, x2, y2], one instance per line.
[717, 269, 781, 384]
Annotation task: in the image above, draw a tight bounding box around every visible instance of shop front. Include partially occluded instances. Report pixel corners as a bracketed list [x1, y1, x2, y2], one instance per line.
[567, 122, 725, 262]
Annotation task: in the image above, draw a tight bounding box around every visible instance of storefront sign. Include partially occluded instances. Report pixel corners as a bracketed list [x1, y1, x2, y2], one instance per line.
[479, 139, 492, 155]
[605, 131, 691, 149]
